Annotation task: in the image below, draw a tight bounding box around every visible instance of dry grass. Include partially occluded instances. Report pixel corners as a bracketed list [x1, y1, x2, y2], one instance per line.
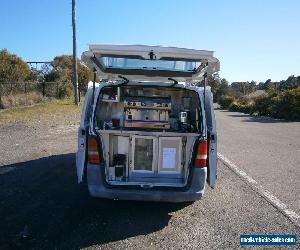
[0, 98, 83, 125]
[0, 92, 48, 109]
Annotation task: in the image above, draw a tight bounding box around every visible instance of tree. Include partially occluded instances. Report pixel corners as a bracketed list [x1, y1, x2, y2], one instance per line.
[221, 78, 229, 86]
[216, 78, 229, 101]
[204, 74, 230, 102]
[0, 49, 30, 82]
[78, 63, 93, 93]
[206, 73, 221, 102]
[258, 82, 265, 90]
[230, 81, 257, 96]
[283, 75, 300, 90]
[231, 82, 246, 96]
[44, 55, 94, 98]
[249, 80, 257, 91]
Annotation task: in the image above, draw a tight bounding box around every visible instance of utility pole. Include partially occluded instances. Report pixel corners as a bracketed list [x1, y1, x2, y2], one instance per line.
[72, 0, 79, 105]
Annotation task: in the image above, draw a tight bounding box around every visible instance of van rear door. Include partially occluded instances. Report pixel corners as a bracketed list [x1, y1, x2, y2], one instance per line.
[76, 87, 94, 183]
[204, 88, 217, 188]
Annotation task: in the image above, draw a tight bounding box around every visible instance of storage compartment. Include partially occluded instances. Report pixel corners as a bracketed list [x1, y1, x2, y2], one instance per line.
[95, 85, 201, 133]
[108, 135, 129, 181]
[99, 129, 196, 187]
[99, 86, 121, 102]
[95, 85, 201, 187]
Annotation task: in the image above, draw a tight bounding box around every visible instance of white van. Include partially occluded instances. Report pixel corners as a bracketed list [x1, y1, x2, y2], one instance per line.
[76, 44, 219, 202]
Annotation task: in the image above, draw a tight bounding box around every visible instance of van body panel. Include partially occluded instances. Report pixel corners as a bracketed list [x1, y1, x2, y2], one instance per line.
[76, 87, 94, 183]
[204, 90, 218, 188]
[87, 164, 206, 202]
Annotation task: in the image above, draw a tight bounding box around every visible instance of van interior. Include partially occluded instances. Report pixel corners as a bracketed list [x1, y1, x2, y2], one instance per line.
[94, 85, 203, 187]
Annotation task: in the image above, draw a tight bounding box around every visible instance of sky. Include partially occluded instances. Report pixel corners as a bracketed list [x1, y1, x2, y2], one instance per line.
[1, 0, 299, 83]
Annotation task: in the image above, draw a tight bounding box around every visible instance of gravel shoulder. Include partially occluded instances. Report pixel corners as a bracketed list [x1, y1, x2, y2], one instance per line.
[0, 99, 81, 167]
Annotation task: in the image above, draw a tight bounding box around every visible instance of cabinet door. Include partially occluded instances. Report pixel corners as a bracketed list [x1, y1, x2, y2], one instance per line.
[158, 137, 182, 174]
[130, 136, 157, 178]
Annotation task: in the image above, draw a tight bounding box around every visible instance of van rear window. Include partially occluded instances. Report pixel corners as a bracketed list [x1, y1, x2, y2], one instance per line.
[99, 56, 201, 73]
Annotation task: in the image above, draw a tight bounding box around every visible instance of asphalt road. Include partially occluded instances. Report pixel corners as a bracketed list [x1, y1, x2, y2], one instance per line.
[0, 111, 299, 249]
[216, 110, 300, 216]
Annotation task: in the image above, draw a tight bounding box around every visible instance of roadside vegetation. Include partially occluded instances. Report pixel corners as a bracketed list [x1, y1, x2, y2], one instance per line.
[0, 49, 95, 109]
[0, 91, 46, 109]
[208, 74, 300, 121]
[1, 49, 299, 121]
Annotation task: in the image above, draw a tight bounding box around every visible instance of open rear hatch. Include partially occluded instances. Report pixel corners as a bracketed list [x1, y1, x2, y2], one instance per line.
[81, 44, 219, 83]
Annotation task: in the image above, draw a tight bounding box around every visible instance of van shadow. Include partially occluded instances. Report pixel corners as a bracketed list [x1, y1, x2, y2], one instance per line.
[218, 110, 293, 123]
[0, 153, 188, 250]
[241, 116, 293, 123]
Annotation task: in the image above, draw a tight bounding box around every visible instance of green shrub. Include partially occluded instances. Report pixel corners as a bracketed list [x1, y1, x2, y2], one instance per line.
[251, 87, 300, 120]
[228, 102, 240, 112]
[58, 81, 73, 99]
[219, 95, 235, 109]
[252, 94, 273, 116]
[245, 103, 255, 115]
[240, 103, 253, 114]
[227, 100, 253, 114]
[218, 86, 300, 121]
[274, 87, 300, 120]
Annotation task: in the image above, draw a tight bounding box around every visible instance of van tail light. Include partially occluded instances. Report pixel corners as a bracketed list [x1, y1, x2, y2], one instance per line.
[194, 140, 207, 168]
[88, 136, 101, 164]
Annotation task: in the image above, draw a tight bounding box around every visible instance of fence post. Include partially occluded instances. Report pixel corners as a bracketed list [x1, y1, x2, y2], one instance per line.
[24, 82, 27, 94]
[42, 81, 45, 97]
[0, 83, 2, 108]
[56, 82, 59, 98]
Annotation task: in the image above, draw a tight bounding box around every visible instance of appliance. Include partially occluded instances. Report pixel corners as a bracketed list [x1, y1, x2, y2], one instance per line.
[180, 111, 188, 124]
[179, 110, 191, 132]
[124, 96, 171, 129]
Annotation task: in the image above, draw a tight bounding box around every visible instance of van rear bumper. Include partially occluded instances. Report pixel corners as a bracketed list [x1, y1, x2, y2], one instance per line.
[87, 165, 206, 202]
